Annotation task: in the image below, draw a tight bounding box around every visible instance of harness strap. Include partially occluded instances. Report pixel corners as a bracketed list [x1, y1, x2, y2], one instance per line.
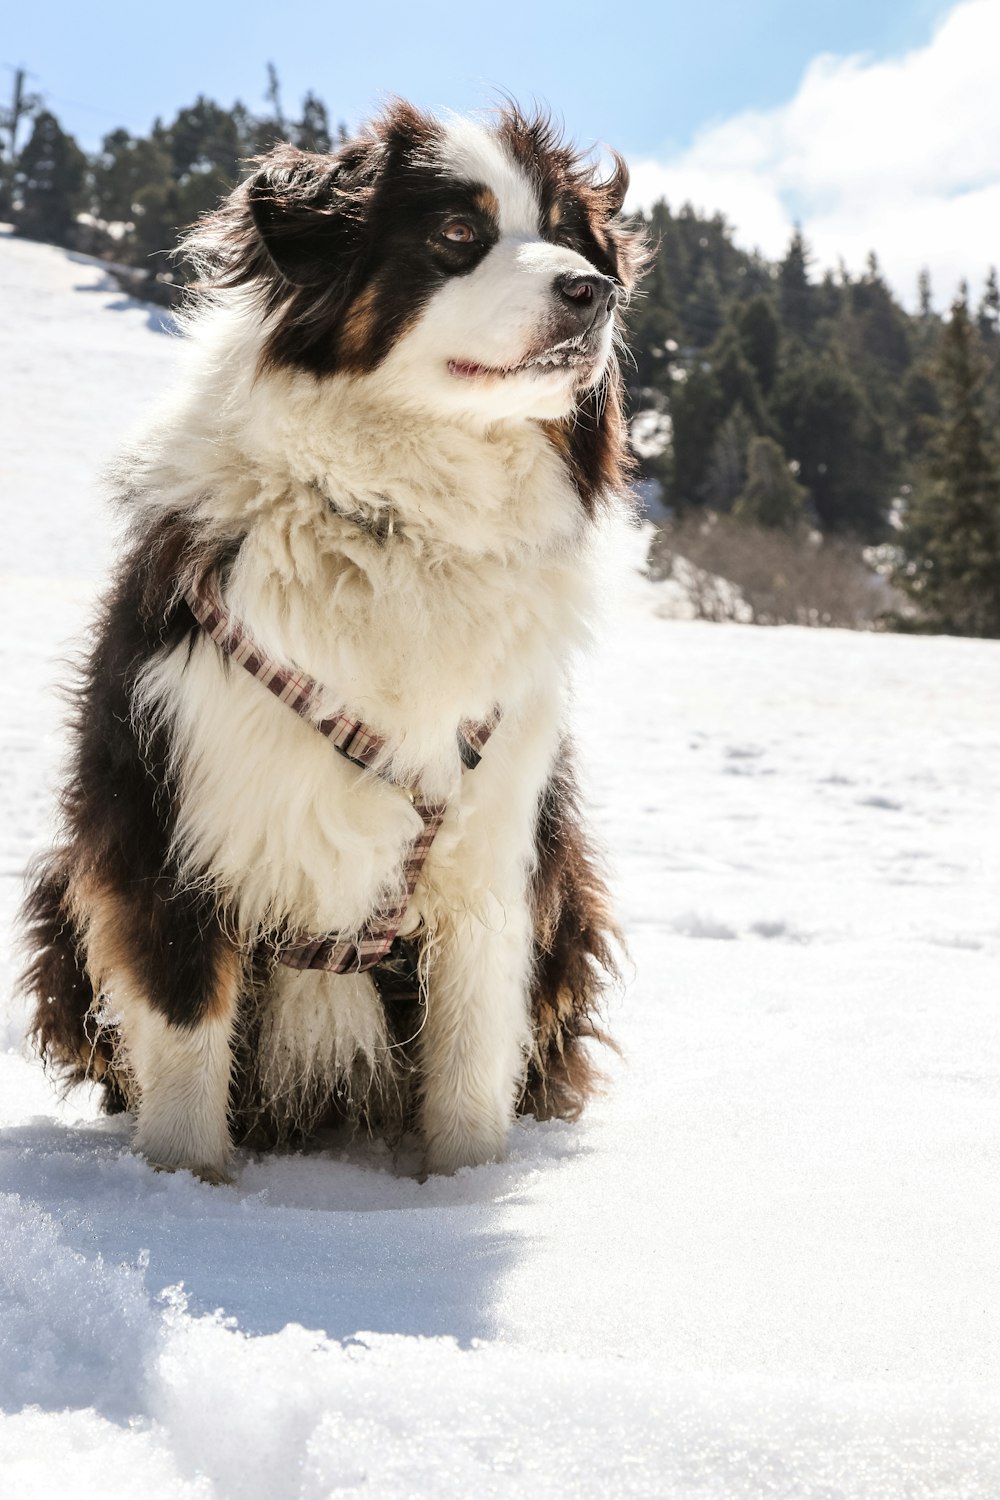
[182, 569, 500, 973]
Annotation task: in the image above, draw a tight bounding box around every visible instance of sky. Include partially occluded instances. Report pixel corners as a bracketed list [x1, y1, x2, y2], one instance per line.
[3, 0, 996, 305]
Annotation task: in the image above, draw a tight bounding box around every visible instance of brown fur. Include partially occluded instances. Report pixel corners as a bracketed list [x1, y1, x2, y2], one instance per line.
[472, 186, 502, 220]
[20, 508, 236, 1087]
[520, 742, 622, 1120]
[21, 858, 122, 1102]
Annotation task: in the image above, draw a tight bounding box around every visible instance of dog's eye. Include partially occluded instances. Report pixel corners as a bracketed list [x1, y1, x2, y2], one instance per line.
[441, 222, 477, 244]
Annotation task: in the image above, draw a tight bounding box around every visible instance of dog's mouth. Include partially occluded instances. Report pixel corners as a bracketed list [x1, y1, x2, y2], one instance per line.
[448, 333, 598, 382]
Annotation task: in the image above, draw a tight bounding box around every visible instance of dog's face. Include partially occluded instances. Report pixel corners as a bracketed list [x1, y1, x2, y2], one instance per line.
[198, 102, 645, 424]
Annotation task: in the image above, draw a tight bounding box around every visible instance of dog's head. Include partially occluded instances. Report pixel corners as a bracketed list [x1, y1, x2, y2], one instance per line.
[187, 101, 646, 432]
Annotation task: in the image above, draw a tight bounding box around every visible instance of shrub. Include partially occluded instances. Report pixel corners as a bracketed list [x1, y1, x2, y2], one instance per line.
[647, 513, 907, 628]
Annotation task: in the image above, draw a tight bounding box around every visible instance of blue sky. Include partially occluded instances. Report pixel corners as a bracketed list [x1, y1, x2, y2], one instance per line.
[4, 0, 952, 157]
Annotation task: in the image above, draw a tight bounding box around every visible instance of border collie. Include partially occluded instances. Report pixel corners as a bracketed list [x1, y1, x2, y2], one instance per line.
[20, 101, 647, 1180]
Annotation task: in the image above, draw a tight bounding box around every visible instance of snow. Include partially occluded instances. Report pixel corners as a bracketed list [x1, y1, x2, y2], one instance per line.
[630, 406, 672, 460]
[2, 228, 1000, 1498]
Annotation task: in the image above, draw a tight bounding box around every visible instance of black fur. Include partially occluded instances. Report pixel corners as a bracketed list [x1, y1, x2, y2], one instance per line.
[23, 514, 241, 1070]
[521, 741, 622, 1121]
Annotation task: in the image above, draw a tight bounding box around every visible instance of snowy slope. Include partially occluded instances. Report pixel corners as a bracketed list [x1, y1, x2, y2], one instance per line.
[2, 230, 1000, 1499]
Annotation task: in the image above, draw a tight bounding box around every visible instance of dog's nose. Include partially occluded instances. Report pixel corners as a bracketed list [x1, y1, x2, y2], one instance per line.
[553, 271, 618, 325]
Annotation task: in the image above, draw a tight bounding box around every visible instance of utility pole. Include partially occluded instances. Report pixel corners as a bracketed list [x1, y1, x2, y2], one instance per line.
[265, 62, 286, 133]
[1, 65, 42, 215]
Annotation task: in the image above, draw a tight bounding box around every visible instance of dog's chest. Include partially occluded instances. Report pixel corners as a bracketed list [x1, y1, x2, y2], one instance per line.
[233, 417, 589, 754]
[155, 535, 582, 940]
[141, 400, 598, 937]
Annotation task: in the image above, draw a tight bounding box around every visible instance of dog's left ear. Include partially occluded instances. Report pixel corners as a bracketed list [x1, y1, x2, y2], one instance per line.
[597, 150, 650, 294]
[595, 150, 630, 218]
[246, 143, 375, 287]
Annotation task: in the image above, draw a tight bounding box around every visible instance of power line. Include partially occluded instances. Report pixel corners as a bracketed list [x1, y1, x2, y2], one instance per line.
[44, 91, 129, 121]
[2, 62, 131, 125]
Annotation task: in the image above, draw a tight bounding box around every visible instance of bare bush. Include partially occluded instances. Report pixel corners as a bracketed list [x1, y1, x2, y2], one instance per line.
[647, 513, 909, 628]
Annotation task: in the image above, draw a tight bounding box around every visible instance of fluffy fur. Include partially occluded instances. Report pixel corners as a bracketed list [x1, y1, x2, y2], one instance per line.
[20, 101, 646, 1179]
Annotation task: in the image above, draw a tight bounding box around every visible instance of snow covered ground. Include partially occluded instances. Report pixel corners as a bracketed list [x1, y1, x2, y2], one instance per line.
[2, 230, 999, 1499]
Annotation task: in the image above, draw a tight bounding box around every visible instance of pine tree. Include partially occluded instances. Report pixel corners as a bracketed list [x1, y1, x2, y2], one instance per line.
[710, 323, 770, 432]
[158, 97, 243, 244]
[14, 110, 86, 244]
[896, 294, 1000, 635]
[778, 227, 814, 339]
[978, 268, 999, 341]
[848, 258, 911, 380]
[814, 269, 843, 323]
[295, 92, 334, 154]
[683, 260, 724, 349]
[737, 295, 780, 394]
[668, 363, 724, 508]
[701, 405, 755, 511]
[918, 268, 933, 320]
[628, 203, 680, 390]
[92, 128, 174, 227]
[775, 351, 891, 536]
[901, 365, 941, 459]
[732, 437, 808, 531]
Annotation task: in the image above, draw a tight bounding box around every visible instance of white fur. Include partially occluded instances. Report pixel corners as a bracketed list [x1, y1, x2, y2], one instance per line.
[117, 120, 624, 1175]
[378, 235, 614, 422]
[439, 117, 541, 235]
[120, 989, 235, 1182]
[255, 968, 391, 1133]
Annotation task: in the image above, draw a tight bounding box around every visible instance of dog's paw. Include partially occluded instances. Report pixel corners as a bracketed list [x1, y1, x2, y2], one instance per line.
[423, 1125, 507, 1177]
[147, 1159, 235, 1187]
[191, 1163, 235, 1187]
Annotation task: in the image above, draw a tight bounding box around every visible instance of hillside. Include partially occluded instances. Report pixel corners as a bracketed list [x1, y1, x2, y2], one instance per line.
[1, 231, 999, 1499]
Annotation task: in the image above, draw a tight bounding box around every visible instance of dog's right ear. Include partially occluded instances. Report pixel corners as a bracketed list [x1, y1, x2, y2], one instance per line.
[245, 144, 375, 288]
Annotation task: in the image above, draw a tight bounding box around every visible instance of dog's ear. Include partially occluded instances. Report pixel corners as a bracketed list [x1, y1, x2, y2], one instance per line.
[595, 149, 630, 218]
[246, 143, 376, 287]
[592, 150, 650, 295]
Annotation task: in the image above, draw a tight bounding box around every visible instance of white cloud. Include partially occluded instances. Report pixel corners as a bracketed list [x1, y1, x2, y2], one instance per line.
[626, 0, 1000, 308]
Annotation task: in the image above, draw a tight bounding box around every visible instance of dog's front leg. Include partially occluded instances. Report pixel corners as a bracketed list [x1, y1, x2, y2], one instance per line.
[419, 884, 532, 1175]
[83, 881, 240, 1183]
[121, 996, 237, 1183]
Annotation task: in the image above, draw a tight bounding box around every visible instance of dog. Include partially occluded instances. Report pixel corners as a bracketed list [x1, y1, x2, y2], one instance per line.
[20, 101, 647, 1180]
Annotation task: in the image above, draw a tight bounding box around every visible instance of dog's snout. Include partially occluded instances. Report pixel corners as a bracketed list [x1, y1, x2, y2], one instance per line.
[553, 271, 618, 324]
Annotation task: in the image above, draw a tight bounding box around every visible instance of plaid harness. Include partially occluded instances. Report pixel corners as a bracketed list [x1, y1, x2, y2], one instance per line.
[182, 569, 500, 973]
